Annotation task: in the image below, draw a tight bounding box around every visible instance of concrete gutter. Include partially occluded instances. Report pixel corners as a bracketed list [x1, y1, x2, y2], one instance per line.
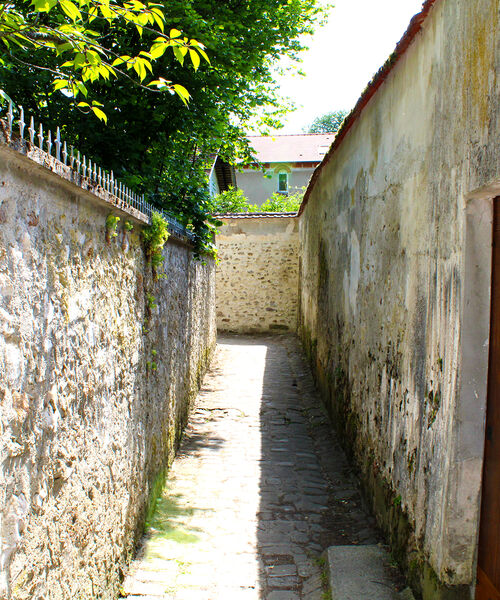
[326, 545, 416, 600]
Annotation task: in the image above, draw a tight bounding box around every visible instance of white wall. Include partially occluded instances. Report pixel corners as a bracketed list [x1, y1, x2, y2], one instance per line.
[299, 0, 500, 597]
[237, 165, 315, 206]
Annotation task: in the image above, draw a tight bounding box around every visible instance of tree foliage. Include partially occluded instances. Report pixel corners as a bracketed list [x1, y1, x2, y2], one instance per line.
[0, 0, 325, 254]
[0, 1, 209, 117]
[306, 109, 348, 134]
[258, 189, 303, 212]
[210, 187, 304, 214]
[209, 187, 249, 214]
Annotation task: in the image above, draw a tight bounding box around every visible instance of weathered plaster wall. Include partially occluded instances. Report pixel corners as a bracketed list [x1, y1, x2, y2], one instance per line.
[0, 142, 216, 599]
[299, 0, 500, 597]
[216, 216, 299, 333]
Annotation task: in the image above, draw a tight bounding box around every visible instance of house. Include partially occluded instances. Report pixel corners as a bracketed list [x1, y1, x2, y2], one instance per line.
[236, 133, 334, 206]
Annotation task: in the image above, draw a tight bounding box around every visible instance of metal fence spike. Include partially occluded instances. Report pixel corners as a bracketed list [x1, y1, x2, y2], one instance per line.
[7, 101, 13, 134]
[18, 106, 25, 140]
[28, 116, 35, 145]
[4, 95, 192, 240]
[55, 127, 61, 161]
[38, 123, 44, 150]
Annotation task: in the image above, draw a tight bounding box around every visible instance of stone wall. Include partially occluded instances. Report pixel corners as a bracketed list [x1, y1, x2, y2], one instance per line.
[216, 215, 299, 333]
[298, 0, 500, 598]
[0, 139, 216, 599]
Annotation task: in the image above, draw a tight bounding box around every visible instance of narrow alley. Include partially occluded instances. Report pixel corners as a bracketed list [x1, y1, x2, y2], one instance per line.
[123, 336, 397, 600]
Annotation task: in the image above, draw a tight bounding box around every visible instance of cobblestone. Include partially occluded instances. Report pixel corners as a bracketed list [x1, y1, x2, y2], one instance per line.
[123, 335, 382, 599]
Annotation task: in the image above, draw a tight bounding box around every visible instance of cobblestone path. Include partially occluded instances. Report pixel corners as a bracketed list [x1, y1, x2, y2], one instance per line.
[123, 335, 382, 600]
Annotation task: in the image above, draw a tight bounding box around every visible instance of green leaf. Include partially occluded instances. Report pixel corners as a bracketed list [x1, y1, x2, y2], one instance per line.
[173, 46, 184, 65]
[147, 78, 170, 90]
[112, 55, 131, 66]
[91, 106, 108, 123]
[189, 49, 200, 70]
[170, 28, 182, 38]
[133, 58, 147, 81]
[60, 0, 82, 21]
[198, 47, 210, 64]
[173, 84, 190, 104]
[149, 42, 167, 59]
[73, 53, 86, 68]
[32, 0, 57, 13]
[52, 79, 69, 90]
[55, 42, 73, 55]
[151, 10, 164, 32]
[76, 81, 88, 97]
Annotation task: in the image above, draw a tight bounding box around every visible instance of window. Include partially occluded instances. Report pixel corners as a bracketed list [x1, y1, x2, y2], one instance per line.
[278, 171, 288, 193]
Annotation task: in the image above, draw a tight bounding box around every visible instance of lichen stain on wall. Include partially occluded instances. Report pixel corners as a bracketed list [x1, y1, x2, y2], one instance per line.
[299, 0, 499, 597]
[0, 148, 216, 600]
[216, 216, 299, 333]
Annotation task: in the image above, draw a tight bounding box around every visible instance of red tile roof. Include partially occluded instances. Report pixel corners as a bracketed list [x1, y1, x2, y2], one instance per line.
[298, 0, 438, 216]
[215, 212, 298, 218]
[247, 133, 336, 164]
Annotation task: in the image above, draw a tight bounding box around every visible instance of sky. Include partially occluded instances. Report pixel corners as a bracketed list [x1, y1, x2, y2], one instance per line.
[271, 0, 425, 134]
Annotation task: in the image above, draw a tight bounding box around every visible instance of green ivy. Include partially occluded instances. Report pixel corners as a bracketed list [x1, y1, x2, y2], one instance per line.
[105, 213, 120, 243]
[142, 212, 170, 278]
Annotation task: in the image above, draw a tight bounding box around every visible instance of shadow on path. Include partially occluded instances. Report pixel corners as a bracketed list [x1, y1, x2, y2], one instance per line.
[257, 336, 383, 599]
[122, 335, 395, 600]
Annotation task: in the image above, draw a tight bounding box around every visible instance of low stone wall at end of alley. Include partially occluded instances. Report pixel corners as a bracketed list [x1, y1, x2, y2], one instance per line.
[299, 0, 500, 598]
[0, 138, 216, 599]
[216, 214, 299, 333]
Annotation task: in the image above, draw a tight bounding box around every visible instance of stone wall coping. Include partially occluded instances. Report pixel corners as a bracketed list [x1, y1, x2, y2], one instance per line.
[0, 119, 193, 248]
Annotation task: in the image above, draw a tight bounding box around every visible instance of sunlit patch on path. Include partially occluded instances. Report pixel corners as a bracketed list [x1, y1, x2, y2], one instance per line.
[122, 335, 382, 599]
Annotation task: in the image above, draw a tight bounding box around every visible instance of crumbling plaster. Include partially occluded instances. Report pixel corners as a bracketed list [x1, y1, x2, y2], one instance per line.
[299, 0, 499, 595]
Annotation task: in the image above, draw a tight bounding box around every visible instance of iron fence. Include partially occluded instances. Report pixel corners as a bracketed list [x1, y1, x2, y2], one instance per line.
[1, 100, 195, 243]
